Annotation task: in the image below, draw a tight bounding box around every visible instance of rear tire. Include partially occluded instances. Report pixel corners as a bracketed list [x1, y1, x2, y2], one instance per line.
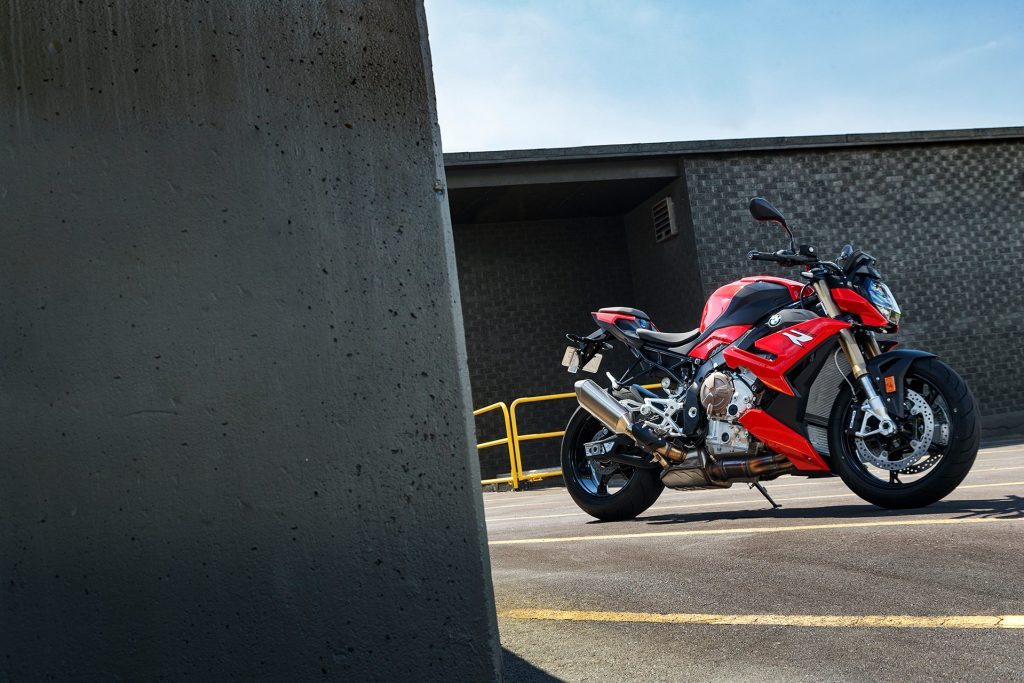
[829, 357, 980, 509]
[561, 407, 664, 521]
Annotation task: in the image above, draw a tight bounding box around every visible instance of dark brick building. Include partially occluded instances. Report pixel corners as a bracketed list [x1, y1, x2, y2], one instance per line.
[445, 128, 1024, 478]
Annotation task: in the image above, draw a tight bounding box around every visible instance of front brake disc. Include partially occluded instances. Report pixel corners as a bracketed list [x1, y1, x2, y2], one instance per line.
[854, 389, 934, 471]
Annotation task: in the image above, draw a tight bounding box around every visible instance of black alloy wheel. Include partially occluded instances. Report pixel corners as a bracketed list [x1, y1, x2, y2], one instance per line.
[829, 357, 979, 509]
[560, 407, 664, 521]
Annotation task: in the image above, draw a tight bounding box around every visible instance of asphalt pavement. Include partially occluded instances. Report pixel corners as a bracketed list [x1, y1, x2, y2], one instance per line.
[485, 442, 1024, 682]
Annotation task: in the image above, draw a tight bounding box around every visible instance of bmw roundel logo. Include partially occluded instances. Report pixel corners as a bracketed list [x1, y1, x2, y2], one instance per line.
[768, 314, 782, 327]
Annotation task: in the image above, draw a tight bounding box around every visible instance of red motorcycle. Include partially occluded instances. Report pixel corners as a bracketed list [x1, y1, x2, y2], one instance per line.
[561, 197, 979, 521]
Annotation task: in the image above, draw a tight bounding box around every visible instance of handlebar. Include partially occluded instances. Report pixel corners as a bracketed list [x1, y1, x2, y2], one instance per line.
[747, 250, 818, 267]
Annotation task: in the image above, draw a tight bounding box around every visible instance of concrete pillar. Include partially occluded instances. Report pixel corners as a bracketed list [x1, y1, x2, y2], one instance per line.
[0, 1, 500, 679]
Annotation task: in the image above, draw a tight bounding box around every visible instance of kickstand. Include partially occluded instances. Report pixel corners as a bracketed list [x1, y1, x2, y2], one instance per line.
[750, 481, 781, 509]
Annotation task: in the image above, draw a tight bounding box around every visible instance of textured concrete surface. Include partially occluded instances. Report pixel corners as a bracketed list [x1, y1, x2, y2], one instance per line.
[0, 1, 499, 680]
[622, 175, 705, 332]
[486, 443, 1024, 682]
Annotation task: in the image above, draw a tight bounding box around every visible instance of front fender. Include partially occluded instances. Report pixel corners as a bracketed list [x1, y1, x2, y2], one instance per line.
[864, 349, 936, 419]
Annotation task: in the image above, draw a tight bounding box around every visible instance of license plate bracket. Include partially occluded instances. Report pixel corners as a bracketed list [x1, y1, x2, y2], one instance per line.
[561, 346, 602, 374]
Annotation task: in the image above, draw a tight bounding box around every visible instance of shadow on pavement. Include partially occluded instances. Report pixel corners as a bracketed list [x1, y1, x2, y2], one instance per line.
[502, 647, 566, 682]
[635, 495, 1024, 526]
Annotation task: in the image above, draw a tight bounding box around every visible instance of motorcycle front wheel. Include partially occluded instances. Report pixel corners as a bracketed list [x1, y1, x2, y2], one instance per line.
[560, 407, 664, 521]
[828, 357, 980, 509]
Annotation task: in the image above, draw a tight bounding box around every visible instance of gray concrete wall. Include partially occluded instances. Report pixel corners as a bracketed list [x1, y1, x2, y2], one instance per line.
[453, 217, 635, 477]
[683, 140, 1024, 431]
[623, 176, 706, 331]
[0, 2, 500, 680]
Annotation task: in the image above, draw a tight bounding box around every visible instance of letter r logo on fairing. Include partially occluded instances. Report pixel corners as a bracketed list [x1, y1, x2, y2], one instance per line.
[783, 330, 813, 346]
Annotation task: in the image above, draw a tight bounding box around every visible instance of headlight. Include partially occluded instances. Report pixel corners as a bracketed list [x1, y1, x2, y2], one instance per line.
[866, 279, 901, 326]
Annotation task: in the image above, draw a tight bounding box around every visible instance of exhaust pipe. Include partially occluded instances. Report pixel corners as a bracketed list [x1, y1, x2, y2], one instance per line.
[574, 379, 632, 434]
[662, 452, 794, 489]
[574, 380, 687, 463]
[709, 452, 793, 482]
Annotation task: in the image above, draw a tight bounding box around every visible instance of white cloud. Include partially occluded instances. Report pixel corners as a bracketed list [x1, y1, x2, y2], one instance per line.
[926, 39, 1009, 70]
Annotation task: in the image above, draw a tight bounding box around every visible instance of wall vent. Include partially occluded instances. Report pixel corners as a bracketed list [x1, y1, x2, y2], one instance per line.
[652, 196, 677, 243]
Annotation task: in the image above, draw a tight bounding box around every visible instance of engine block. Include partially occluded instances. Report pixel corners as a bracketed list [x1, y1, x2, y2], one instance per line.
[699, 370, 758, 457]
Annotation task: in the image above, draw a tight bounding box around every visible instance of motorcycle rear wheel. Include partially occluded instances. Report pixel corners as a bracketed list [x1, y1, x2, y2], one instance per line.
[561, 407, 664, 521]
[828, 357, 980, 509]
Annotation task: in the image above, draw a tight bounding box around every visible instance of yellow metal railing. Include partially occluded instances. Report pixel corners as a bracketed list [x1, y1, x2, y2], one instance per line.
[473, 402, 518, 489]
[509, 391, 576, 486]
[477, 383, 662, 490]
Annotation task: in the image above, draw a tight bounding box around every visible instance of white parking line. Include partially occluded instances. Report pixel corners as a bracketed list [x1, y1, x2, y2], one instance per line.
[484, 472, 1024, 522]
[489, 516, 1024, 546]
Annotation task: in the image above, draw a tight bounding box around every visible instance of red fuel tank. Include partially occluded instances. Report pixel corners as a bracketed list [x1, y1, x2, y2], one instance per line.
[699, 276, 805, 331]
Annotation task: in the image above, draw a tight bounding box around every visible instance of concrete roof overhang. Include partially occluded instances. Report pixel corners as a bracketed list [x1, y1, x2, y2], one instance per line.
[444, 127, 1024, 224]
[445, 158, 679, 223]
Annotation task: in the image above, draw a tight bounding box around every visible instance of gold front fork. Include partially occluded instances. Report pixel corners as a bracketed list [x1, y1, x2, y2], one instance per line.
[813, 279, 896, 436]
[813, 280, 869, 379]
[864, 334, 883, 359]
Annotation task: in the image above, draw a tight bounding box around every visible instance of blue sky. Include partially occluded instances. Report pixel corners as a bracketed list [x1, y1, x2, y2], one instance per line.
[424, 1, 1024, 152]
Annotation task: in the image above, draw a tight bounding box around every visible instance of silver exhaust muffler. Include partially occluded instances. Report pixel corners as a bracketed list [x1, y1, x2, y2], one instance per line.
[574, 379, 632, 434]
[574, 379, 687, 465]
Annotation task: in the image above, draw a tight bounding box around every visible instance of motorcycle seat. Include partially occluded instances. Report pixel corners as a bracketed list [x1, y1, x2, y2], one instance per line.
[636, 327, 700, 347]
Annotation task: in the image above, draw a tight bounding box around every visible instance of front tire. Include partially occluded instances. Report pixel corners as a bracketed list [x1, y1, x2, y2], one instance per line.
[829, 357, 980, 509]
[561, 407, 664, 521]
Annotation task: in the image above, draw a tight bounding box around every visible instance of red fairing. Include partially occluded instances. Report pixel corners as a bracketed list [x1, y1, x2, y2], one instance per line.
[700, 277, 805, 331]
[723, 317, 851, 395]
[593, 311, 636, 325]
[831, 287, 889, 328]
[738, 409, 830, 471]
[688, 324, 750, 361]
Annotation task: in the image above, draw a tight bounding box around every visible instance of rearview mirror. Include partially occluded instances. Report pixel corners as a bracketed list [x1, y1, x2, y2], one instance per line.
[749, 197, 787, 227]
[748, 197, 796, 252]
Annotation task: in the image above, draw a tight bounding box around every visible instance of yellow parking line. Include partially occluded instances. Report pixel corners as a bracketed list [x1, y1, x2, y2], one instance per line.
[488, 516, 1024, 546]
[500, 608, 1024, 629]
